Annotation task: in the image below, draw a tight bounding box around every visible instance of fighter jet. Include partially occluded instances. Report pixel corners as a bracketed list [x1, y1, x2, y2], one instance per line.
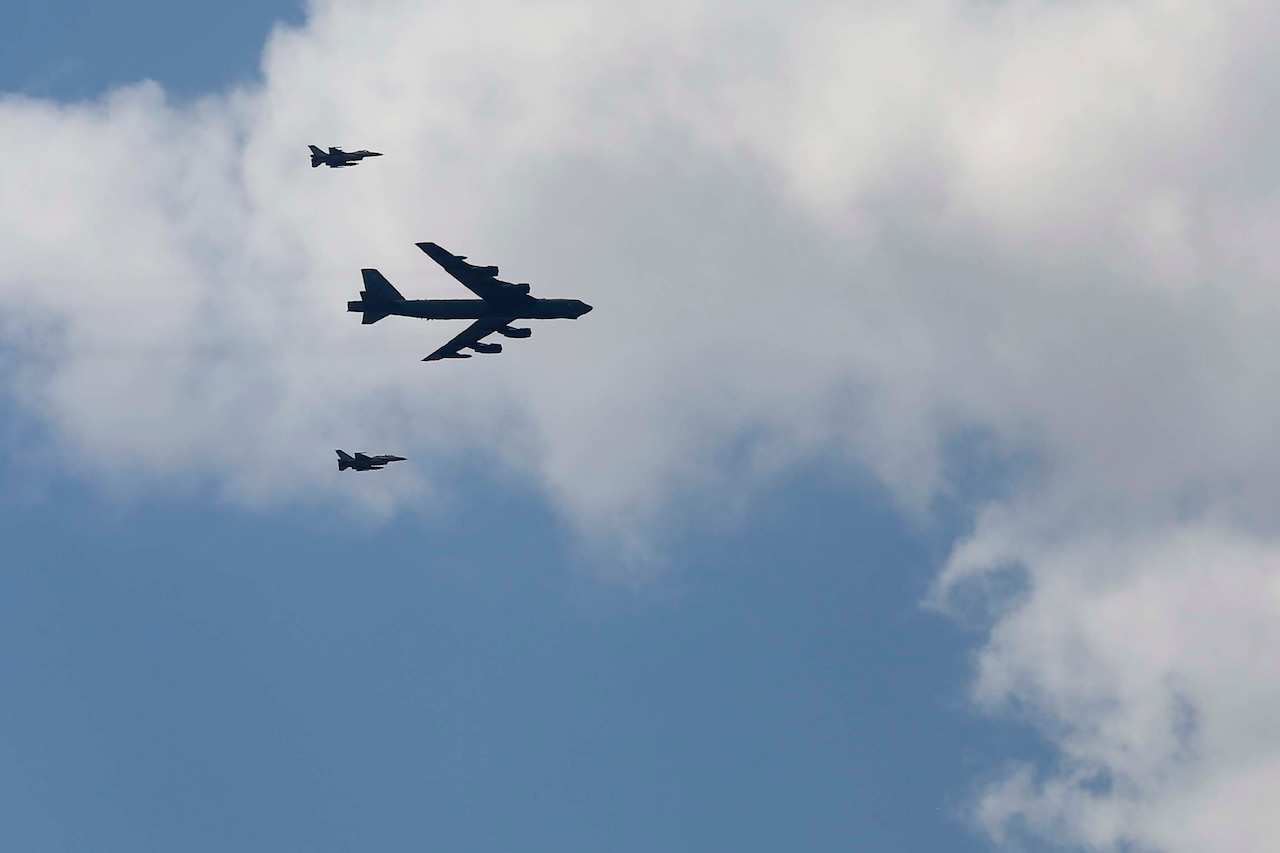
[336, 450, 406, 471]
[309, 145, 383, 168]
[347, 242, 593, 362]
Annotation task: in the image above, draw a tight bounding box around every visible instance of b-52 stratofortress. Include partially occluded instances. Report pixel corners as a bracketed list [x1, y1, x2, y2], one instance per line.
[347, 242, 592, 362]
[309, 145, 383, 168]
[336, 450, 406, 471]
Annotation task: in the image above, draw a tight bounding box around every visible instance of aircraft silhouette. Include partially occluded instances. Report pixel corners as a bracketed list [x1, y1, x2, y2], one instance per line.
[309, 145, 382, 168]
[336, 450, 406, 471]
[347, 242, 592, 361]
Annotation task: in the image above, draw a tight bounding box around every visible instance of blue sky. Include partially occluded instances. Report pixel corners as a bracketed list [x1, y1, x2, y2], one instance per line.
[0, 6, 1019, 841]
[4, 0, 303, 99]
[0, 462, 1018, 852]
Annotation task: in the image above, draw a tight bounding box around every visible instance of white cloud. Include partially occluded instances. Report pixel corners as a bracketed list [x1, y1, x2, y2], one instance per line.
[5, 0, 1280, 847]
[938, 517, 1280, 851]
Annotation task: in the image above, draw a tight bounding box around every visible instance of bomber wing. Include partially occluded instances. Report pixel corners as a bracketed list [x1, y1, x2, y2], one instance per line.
[416, 242, 532, 302]
[422, 317, 514, 362]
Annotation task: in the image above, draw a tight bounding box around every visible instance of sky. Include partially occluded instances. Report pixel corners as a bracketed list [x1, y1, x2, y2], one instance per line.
[6, 1, 1280, 851]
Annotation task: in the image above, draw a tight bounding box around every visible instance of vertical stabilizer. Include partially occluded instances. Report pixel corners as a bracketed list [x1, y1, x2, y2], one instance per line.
[350, 270, 405, 324]
[360, 269, 406, 303]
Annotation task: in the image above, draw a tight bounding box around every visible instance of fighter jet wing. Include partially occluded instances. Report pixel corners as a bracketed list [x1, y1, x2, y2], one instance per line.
[422, 317, 514, 362]
[416, 242, 530, 302]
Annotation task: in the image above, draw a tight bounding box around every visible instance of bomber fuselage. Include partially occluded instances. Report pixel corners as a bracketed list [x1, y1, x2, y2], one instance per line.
[348, 297, 591, 321]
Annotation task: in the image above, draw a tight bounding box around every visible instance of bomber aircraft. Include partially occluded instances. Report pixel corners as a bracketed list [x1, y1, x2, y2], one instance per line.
[336, 450, 406, 471]
[347, 242, 593, 362]
[309, 145, 383, 168]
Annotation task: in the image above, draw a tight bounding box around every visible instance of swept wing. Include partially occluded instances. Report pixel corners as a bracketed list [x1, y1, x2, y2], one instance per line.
[422, 317, 514, 362]
[416, 242, 532, 303]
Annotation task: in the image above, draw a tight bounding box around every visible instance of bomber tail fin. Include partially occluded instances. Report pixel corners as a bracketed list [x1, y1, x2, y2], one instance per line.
[349, 269, 406, 323]
[360, 269, 405, 302]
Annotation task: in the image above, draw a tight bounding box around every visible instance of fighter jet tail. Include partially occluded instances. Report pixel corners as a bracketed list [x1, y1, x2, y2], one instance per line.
[336, 449, 354, 471]
[309, 145, 325, 167]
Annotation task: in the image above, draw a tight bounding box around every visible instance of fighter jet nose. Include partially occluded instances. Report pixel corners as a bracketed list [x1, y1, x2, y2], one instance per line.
[578, 302, 593, 316]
